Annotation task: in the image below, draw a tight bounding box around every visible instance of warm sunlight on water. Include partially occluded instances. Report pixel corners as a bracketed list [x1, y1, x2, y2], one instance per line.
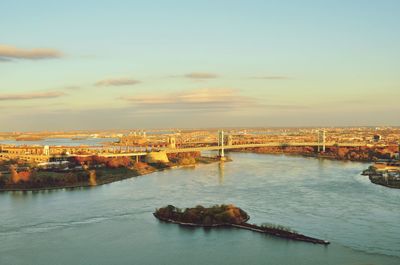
[1, 153, 399, 265]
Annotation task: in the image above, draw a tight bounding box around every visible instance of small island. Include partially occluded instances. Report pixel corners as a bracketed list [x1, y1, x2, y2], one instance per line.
[153, 204, 330, 245]
[362, 161, 400, 189]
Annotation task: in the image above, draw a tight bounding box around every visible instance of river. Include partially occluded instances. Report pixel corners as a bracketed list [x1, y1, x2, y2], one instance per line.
[1, 153, 399, 265]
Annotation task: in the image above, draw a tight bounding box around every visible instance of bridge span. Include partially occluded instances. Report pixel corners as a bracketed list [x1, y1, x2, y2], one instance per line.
[0, 141, 379, 160]
[163, 142, 368, 153]
[0, 134, 387, 162]
[79, 141, 373, 158]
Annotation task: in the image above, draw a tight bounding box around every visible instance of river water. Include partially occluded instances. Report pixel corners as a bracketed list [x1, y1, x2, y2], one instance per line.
[1, 153, 399, 265]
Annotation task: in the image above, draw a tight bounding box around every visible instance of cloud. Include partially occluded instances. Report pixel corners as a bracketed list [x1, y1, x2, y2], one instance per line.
[249, 76, 291, 80]
[63, 85, 81, 90]
[0, 44, 63, 60]
[119, 88, 308, 116]
[0, 57, 12, 62]
[184, 72, 218, 79]
[0, 88, 308, 130]
[95, 78, 141, 87]
[0, 91, 66, 101]
[120, 88, 258, 112]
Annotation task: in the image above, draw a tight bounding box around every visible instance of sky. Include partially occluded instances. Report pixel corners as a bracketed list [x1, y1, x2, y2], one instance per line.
[1, 0, 399, 131]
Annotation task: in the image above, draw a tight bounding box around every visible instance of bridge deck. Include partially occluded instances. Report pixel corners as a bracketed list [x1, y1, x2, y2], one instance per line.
[162, 142, 371, 153]
[88, 142, 374, 156]
[0, 142, 384, 160]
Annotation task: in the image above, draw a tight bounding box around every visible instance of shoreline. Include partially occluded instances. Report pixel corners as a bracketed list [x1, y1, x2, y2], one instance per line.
[368, 175, 400, 189]
[1, 151, 384, 193]
[230, 150, 373, 163]
[0, 168, 153, 192]
[0, 156, 222, 192]
[361, 164, 400, 189]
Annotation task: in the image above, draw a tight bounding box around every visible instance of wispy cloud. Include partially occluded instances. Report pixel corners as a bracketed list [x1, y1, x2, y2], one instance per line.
[0, 91, 66, 101]
[178, 72, 219, 79]
[119, 88, 308, 115]
[95, 78, 141, 87]
[249, 76, 291, 80]
[120, 88, 258, 112]
[184, 72, 218, 79]
[63, 85, 81, 90]
[0, 44, 63, 60]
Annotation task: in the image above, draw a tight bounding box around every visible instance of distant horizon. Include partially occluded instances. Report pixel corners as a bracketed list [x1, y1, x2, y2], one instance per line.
[1, 125, 400, 134]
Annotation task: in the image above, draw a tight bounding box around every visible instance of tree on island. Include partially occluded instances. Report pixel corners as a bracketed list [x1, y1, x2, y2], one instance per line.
[155, 204, 249, 225]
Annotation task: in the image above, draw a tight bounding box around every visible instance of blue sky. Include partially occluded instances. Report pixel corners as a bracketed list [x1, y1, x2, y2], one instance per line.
[1, 0, 399, 130]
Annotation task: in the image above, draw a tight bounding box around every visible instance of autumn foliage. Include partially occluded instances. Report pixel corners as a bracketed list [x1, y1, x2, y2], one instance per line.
[17, 171, 31, 182]
[8, 165, 31, 183]
[155, 204, 249, 225]
[72, 156, 133, 168]
[167, 152, 200, 165]
[249, 145, 398, 162]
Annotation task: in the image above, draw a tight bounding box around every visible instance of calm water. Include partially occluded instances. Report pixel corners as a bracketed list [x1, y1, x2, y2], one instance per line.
[1, 153, 399, 265]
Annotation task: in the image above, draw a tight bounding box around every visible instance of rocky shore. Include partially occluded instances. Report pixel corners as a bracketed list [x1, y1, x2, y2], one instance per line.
[362, 162, 400, 189]
[368, 175, 400, 189]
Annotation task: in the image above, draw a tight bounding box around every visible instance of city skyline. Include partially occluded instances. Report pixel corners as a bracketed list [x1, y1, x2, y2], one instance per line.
[1, 0, 400, 130]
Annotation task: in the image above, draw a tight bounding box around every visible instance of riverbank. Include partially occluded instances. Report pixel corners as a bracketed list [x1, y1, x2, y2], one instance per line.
[241, 149, 400, 189]
[0, 155, 222, 192]
[0, 166, 154, 192]
[361, 162, 400, 189]
[232, 145, 398, 162]
[368, 175, 400, 189]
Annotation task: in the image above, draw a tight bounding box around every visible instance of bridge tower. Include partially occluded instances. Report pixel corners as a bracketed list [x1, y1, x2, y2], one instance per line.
[218, 130, 226, 160]
[317, 130, 326, 152]
[43, 145, 50, 156]
[397, 143, 400, 160]
[227, 134, 233, 146]
[167, 136, 176, 149]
